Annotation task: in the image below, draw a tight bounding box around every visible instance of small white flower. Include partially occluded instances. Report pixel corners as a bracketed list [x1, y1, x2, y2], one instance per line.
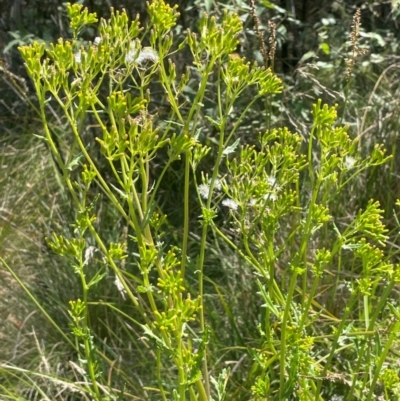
[125, 42, 159, 66]
[74, 50, 81, 64]
[267, 176, 281, 193]
[267, 176, 276, 186]
[71, 77, 81, 87]
[208, 178, 222, 190]
[263, 192, 277, 202]
[125, 50, 136, 64]
[222, 198, 238, 211]
[345, 156, 356, 169]
[198, 183, 210, 199]
[136, 47, 159, 65]
[125, 51, 132, 64]
[93, 36, 101, 46]
[114, 276, 126, 300]
[213, 178, 222, 191]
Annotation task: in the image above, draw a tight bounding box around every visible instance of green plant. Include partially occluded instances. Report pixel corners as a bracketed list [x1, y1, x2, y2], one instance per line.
[13, 1, 280, 399]
[2, 1, 399, 400]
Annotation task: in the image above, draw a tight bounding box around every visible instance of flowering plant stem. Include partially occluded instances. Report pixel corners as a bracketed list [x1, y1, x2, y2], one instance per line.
[15, 1, 397, 400]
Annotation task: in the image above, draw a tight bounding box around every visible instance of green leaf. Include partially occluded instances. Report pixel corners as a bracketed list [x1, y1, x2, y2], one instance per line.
[319, 42, 330, 55]
[257, 280, 281, 317]
[66, 153, 84, 171]
[360, 32, 386, 47]
[342, 243, 364, 250]
[140, 201, 157, 231]
[223, 138, 240, 156]
[204, 0, 213, 13]
[260, 0, 275, 8]
[110, 183, 128, 199]
[321, 17, 336, 26]
[299, 51, 316, 63]
[388, 303, 400, 320]
[205, 115, 221, 129]
[141, 324, 169, 349]
[4, 39, 21, 53]
[260, 0, 287, 13]
[32, 134, 48, 142]
[87, 269, 107, 288]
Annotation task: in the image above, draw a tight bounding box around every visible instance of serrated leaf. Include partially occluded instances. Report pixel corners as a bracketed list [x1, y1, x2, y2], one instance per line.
[210, 375, 219, 389]
[66, 153, 84, 171]
[141, 324, 169, 349]
[223, 138, 240, 155]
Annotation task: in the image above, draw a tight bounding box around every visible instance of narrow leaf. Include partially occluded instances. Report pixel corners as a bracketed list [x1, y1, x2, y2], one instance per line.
[223, 138, 240, 156]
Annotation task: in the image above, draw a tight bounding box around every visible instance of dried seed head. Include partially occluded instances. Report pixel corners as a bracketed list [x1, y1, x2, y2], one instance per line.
[345, 8, 367, 80]
[249, 0, 269, 66]
[222, 198, 239, 211]
[268, 21, 277, 62]
[198, 183, 210, 199]
[350, 9, 361, 49]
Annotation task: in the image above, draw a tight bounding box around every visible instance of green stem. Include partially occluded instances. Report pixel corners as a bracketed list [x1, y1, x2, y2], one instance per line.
[195, 57, 224, 399]
[365, 321, 400, 401]
[181, 57, 217, 285]
[79, 261, 101, 400]
[279, 175, 320, 398]
[181, 152, 190, 279]
[315, 293, 358, 398]
[298, 273, 321, 333]
[279, 267, 298, 399]
[346, 280, 396, 400]
[157, 348, 168, 401]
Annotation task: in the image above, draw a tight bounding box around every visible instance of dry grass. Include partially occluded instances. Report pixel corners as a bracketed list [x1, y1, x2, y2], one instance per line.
[0, 133, 72, 389]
